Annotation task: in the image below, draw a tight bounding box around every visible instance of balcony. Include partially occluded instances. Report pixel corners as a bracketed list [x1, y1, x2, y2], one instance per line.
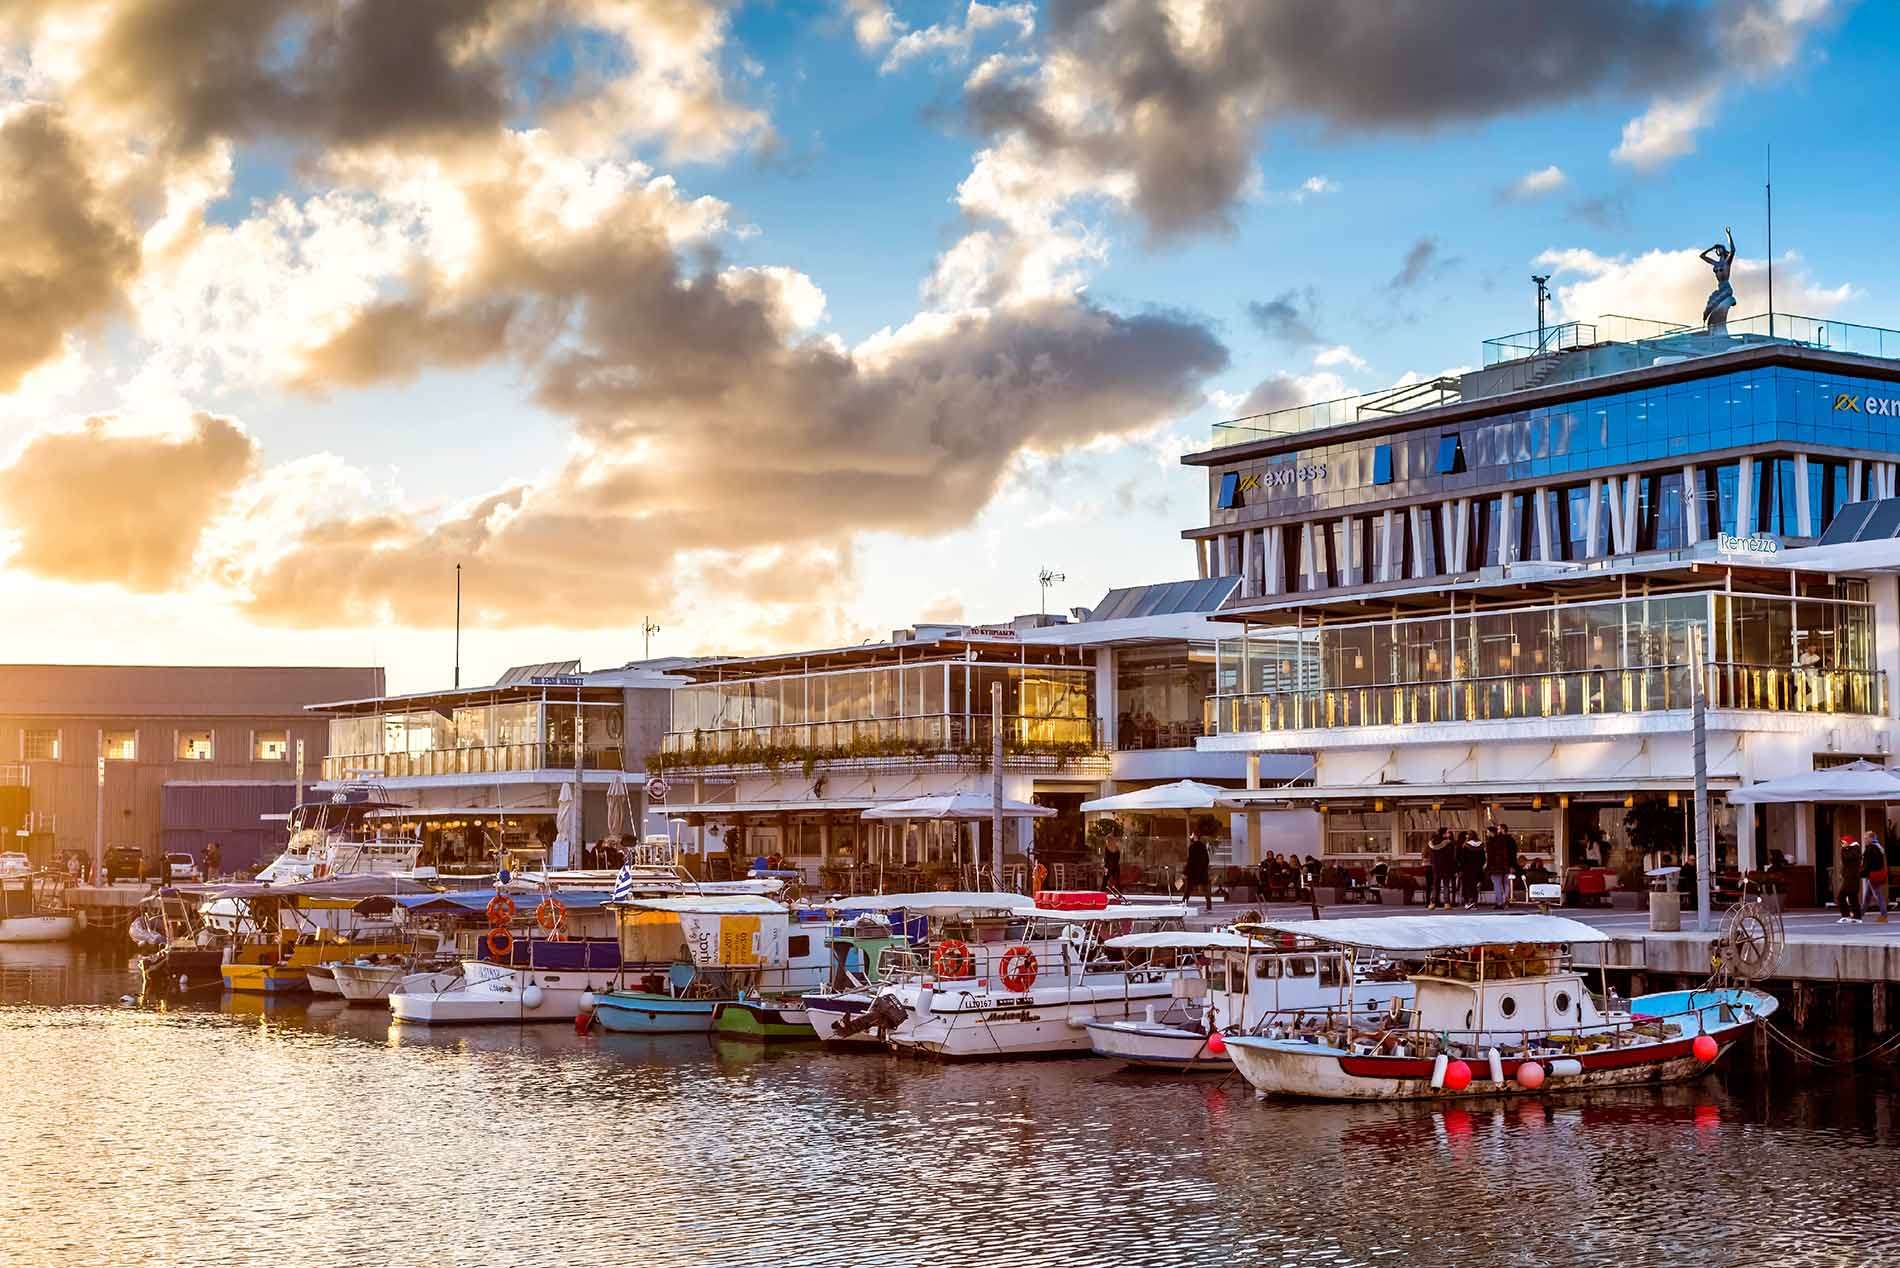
[1208, 663, 1887, 736]
[321, 742, 632, 782]
[658, 714, 1104, 773]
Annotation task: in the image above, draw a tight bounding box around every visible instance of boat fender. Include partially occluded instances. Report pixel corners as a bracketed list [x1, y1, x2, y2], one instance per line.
[1549, 1058, 1583, 1078]
[1430, 1053, 1449, 1089]
[1487, 1048, 1504, 1084]
[522, 983, 545, 1010]
[916, 982, 935, 1017]
[579, 990, 597, 1011]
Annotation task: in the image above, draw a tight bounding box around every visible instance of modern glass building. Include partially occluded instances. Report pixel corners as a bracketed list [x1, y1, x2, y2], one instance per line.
[1184, 311, 1900, 892]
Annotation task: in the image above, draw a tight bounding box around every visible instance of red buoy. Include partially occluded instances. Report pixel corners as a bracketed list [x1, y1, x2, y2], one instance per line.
[1206, 1031, 1227, 1056]
[1515, 1060, 1546, 1090]
[1692, 1034, 1719, 1063]
[1443, 1059, 1473, 1091]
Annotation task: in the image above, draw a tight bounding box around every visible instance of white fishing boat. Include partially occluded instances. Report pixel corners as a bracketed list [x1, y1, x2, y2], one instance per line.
[330, 930, 455, 1005]
[204, 785, 421, 934]
[0, 871, 77, 944]
[1082, 930, 1414, 1072]
[1220, 915, 1778, 1101]
[870, 894, 1196, 1060]
[802, 892, 1029, 1047]
[387, 890, 623, 1025]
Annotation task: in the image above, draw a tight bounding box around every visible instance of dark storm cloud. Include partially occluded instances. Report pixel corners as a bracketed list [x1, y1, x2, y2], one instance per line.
[972, 0, 1750, 239]
[1388, 237, 1451, 291]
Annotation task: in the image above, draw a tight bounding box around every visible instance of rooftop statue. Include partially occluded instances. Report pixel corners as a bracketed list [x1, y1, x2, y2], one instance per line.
[1700, 227, 1736, 334]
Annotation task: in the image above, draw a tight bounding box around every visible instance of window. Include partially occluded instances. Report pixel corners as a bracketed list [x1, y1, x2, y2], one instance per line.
[1434, 434, 1465, 475]
[176, 731, 215, 761]
[788, 935, 811, 958]
[1228, 962, 1246, 994]
[1499, 993, 1518, 1018]
[1318, 955, 1348, 988]
[253, 730, 289, 761]
[103, 731, 137, 761]
[1253, 956, 1281, 980]
[1285, 956, 1316, 979]
[1553, 990, 1572, 1015]
[21, 729, 59, 761]
[1216, 471, 1240, 509]
[1371, 444, 1394, 486]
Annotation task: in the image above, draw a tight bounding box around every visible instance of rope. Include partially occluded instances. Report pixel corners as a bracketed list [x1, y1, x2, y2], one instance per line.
[1761, 1018, 1900, 1067]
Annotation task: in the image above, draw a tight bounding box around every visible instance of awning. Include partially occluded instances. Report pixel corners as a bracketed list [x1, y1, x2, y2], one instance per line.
[834, 890, 1035, 914]
[1026, 903, 1192, 921]
[667, 798, 882, 816]
[861, 793, 1057, 821]
[1082, 780, 1232, 813]
[1726, 760, 1900, 804]
[195, 875, 442, 902]
[368, 807, 556, 818]
[1233, 914, 1609, 952]
[1104, 930, 1254, 951]
[1221, 774, 1740, 806]
[396, 888, 617, 914]
[610, 895, 787, 915]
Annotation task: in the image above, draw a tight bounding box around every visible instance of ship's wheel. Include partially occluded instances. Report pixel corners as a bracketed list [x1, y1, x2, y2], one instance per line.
[1712, 896, 1783, 982]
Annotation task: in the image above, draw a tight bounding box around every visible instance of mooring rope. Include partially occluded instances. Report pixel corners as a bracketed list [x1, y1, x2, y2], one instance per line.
[1760, 1017, 1900, 1067]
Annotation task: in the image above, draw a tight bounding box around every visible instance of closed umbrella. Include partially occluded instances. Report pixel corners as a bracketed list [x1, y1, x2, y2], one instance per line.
[552, 781, 577, 870]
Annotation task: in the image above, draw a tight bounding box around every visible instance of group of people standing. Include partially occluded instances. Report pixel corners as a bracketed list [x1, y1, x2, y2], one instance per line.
[1834, 830, 1890, 924]
[1425, 823, 1520, 910]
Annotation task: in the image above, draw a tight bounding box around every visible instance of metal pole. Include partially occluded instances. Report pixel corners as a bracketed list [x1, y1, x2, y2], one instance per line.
[294, 738, 305, 808]
[574, 679, 585, 868]
[93, 730, 104, 884]
[1692, 624, 1712, 931]
[991, 680, 1004, 892]
[454, 564, 462, 689]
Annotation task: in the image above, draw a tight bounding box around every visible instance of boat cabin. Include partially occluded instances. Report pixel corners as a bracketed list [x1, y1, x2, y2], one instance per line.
[612, 896, 828, 998]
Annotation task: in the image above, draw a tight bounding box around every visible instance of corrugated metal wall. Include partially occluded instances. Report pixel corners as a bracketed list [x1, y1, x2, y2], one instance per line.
[160, 783, 298, 876]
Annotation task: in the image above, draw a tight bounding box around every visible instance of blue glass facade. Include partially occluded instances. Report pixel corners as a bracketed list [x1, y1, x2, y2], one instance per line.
[1209, 365, 1900, 528]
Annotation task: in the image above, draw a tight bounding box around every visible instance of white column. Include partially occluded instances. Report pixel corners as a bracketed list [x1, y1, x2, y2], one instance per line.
[1533, 489, 1555, 561]
[1793, 453, 1813, 537]
[1300, 523, 1319, 590]
[1264, 528, 1284, 595]
[1850, 459, 1866, 504]
[1448, 499, 1471, 572]
[1239, 528, 1254, 597]
[1585, 477, 1603, 558]
[1409, 507, 1429, 577]
[1245, 752, 1262, 868]
[1681, 464, 1701, 546]
[1792, 805, 1813, 867]
[1736, 803, 1756, 873]
[1621, 474, 1639, 553]
[1499, 496, 1519, 567]
[1095, 647, 1117, 751]
[1379, 510, 1399, 581]
[1736, 459, 1754, 535]
[1195, 538, 1209, 579]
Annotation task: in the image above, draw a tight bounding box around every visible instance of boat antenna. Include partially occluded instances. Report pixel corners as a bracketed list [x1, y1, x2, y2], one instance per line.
[1765, 143, 1775, 339]
[453, 563, 463, 690]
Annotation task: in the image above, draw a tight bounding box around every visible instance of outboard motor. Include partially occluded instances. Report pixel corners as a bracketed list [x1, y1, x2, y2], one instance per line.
[835, 992, 910, 1038]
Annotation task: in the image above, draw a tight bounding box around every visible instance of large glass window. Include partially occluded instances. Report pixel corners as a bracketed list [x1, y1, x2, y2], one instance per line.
[1563, 485, 1592, 560]
[1476, 496, 1503, 567]
[1116, 647, 1215, 750]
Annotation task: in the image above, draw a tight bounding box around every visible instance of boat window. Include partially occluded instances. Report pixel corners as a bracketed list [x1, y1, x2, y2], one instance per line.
[1285, 956, 1315, 979]
[1253, 956, 1280, 980]
[1317, 956, 1347, 988]
[788, 935, 811, 958]
[1499, 994, 1518, 1018]
[1554, 990, 1571, 1014]
[1224, 963, 1242, 993]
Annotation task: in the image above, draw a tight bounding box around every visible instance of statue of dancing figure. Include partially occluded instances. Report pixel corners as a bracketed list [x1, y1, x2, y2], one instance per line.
[1700, 227, 1736, 334]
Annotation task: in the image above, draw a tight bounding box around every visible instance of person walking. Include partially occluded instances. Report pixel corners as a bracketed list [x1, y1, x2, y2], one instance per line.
[1185, 835, 1213, 913]
[1862, 830, 1888, 924]
[1426, 829, 1452, 910]
[1837, 835, 1865, 925]
[1485, 824, 1515, 909]
[203, 840, 221, 882]
[1101, 838, 1122, 900]
[1460, 831, 1485, 910]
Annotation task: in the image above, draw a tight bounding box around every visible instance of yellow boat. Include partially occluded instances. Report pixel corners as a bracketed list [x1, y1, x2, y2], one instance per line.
[221, 930, 412, 994]
[212, 886, 420, 994]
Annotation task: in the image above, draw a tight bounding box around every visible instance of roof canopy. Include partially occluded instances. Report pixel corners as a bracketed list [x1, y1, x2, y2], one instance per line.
[861, 793, 1056, 821]
[610, 895, 786, 915]
[1232, 914, 1609, 952]
[194, 875, 442, 902]
[834, 890, 1035, 914]
[1082, 780, 1232, 813]
[1104, 930, 1253, 951]
[1027, 902, 1191, 922]
[1726, 760, 1900, 804]
[397, 888, 616, 914]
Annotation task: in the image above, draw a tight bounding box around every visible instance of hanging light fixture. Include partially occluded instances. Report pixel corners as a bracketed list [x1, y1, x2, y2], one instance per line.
[1354, 649, 1366, 671]
[1623, 794, 1636, 809]
[1668, 791, 1680, 808]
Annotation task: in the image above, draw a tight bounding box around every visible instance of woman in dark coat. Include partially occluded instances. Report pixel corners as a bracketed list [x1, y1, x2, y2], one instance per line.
[1186, 836, 1212, 912]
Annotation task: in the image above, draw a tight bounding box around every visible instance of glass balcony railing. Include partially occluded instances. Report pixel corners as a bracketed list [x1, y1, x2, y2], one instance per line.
[1207, 663, 1886, 735]
[659, 713, 1102, 770]
[321, 742, 632, 781]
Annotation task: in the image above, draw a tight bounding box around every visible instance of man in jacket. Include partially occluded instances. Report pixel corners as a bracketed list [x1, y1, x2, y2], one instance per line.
[1485, 826, 1516, 909]
[1185, 836, 1212, 913]
[1862, 830, 1888, 924]
[1837, 836, 1864, 924]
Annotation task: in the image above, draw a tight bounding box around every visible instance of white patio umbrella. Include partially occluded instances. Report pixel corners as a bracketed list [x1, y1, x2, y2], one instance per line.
[1725, 760, 1900, 803]
[606, 773, 629, 840]
[862, 794, 1054, 891]
[1081, 780, 1233, 897]
[551, 781, 578, 870]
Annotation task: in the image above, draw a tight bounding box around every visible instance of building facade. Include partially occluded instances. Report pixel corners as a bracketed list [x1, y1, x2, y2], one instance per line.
[1183, 312, 1900, 888]
[0, 664, 383, 872]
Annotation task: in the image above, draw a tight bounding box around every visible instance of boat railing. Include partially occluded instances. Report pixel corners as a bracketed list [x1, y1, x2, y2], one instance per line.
[1244, 990, 1750, 1055]
[877, 940, 1157, 990]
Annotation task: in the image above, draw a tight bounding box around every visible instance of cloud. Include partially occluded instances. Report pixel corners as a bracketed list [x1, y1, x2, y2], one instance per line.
[1502, 164, 1567, 201]
[961, 1, 1746, 242]
[1567, 190, 1630, 231]
[881, 1, 1035, 74]
[0, 105, 140, 392]
[1246, 288, 1322, 346]
[1313, 344, 1367, 371]
[0, 413, 256, 590]
[840, 0, 901, 51]
[1611, 87, 1720, 170]
[1389, 236, 1452, 291]
[1534, 242, 1854, 328]
[1234, 369, 1349, 418]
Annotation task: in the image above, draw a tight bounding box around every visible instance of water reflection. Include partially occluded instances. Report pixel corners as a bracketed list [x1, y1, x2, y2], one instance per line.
[0, 948, 1894, 1268]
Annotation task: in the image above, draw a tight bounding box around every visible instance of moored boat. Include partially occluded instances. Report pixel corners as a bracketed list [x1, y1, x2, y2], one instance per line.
[710, 996, 814, 1042]
[0, 871, 76, 944]
[1220, 915, 1777, 1101]
[801, 893, 999, 1047]
[593, 895, 829, 1035]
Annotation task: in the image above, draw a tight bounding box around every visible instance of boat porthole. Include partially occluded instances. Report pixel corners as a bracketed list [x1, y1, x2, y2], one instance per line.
[1499, 995, 1517, 1018]
[1554, 990, 1571, 1014]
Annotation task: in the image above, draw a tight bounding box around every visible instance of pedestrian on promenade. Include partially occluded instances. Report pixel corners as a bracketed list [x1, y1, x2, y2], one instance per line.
[1837, 836, 1864, 924]
[1460, 831, 1484, 909]
[203, 841, 221, 882]
[1186, 835, 1212, 913]
[1485, 825, 1515, 909]
[1425, 829, 1448, 909]
[1862, 830, 1888, 924]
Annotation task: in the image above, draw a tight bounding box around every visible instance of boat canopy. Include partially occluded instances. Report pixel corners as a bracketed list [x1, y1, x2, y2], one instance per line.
[194, 875, 441, 902]
[1026, 902, 1192, 922]
[611, 895, 786, 915]
[1103, 930, 1254, 951]
[837, 890, 1036, 914]
[1232, 914, 1610, 952]
[396, 888, 617, 914]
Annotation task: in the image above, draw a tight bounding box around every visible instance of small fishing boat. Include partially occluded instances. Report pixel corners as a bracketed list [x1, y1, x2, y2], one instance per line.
[593, 896, 829, 1035]
[802, 893, 999, 1046]
[1220, 915, 1778, 1101]
[206, 878, 427, 994]
[0, 871, 77, 944]
[136, 891, 225, 993]
[330, 929, 455, 1005]
[1083, 930, 1414, 1072]
[710, 996, 814, 1042]
[386, 890, 623, 1025]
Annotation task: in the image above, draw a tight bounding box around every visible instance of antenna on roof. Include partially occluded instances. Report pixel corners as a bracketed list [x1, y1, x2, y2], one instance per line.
[1038, 568, 1066, 618]
[1765, 143, 1775, 339]
[453, 563, 462, 690]
[1532, 274, 1552, 352]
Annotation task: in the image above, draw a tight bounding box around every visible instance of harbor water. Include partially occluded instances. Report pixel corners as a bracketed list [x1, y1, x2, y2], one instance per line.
[1, 945, 1894, 1268]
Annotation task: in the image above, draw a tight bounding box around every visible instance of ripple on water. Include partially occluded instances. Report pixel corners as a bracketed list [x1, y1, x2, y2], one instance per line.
[0, 947, 1895, 1268]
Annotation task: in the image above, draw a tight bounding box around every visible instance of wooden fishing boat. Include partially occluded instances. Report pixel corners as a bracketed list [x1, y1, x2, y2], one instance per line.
[709, 996, 814, 1042]
[1220, 915, 1777, 1101]
[593, 896, 828, 1036]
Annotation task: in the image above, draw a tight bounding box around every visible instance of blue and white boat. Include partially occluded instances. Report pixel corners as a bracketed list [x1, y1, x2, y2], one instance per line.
[593, 895, 830, 1035]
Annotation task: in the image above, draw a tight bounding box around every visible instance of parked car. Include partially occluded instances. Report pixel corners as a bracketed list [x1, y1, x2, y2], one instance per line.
[103, 845, 144, 883]
[164, 852, 201, 883]
[0, 851, 31, 876]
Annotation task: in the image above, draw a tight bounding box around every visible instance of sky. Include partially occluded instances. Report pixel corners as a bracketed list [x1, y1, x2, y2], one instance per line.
[0, 0, 1894, 691]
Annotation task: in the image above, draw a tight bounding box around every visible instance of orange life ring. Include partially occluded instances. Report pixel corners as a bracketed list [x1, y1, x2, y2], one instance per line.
[535, 897, 568, 932]
[931, 939, 975, 979]
[998, 944, 1039, 994]
[486, 927, 513, 959]
[486, 894, 517, 927]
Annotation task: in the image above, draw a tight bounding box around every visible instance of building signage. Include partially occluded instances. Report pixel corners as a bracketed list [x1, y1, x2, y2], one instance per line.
[967, 625, 1020, 640]
[1833, 392, 1900, 417]
[646, 777, 669, 803]
[1717, 532, 1780, 556]
[1240, 466, 1326, 494]
[529, 675, 586, 687]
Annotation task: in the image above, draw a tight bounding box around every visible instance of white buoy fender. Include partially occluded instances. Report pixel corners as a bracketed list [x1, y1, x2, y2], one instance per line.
[1487, 1047, 1504, 1084]
[579, 990, 597, 1011]
[1549, 1058, 1583, 1078]
[1430, 1053, 1450, 1089]
[521, 983, 545, 1009]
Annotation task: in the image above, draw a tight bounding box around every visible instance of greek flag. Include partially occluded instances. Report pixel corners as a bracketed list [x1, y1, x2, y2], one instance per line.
[611, 862, 636, 903]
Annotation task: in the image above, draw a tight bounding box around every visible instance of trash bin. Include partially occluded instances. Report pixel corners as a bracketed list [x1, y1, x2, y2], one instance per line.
[1648, 888, 1682, 931]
